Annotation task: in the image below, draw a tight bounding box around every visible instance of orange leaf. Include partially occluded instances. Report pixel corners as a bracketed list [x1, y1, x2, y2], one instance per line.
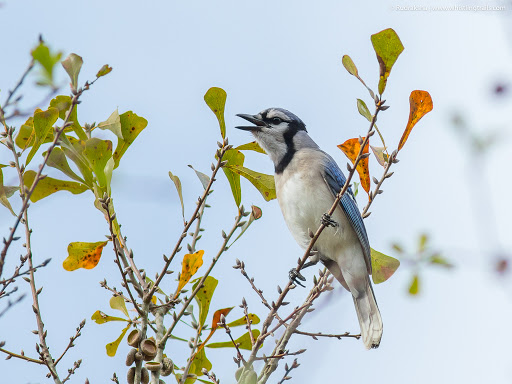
[175, 250, 204, 297]
[194, 307, 234, 357]
[63, 241, 108, 271]
[398, 90, 433, 151]
[338, 138, 371, 194]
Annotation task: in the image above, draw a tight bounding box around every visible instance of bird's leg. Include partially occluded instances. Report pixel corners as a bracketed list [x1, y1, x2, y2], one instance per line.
[321, 213, 338, 227]
[289, 251, 320, 287]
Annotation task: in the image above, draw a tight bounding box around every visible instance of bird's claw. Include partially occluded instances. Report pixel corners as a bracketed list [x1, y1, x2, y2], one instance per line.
[321, 213, 338, 227]
[289, 268, 306, 287]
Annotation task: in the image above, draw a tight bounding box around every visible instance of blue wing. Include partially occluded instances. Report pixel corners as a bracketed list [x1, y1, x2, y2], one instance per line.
[322, 154, 372, 274]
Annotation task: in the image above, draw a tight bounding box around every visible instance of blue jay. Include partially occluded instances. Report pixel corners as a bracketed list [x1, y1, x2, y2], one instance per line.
[236, 108, 382, 349]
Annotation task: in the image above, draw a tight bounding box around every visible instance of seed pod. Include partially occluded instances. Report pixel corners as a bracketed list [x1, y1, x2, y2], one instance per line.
[126, 348, 137, 366]
[141, 367, 149, 384]
[145, 362, 162, 372]
[140, 339, 157, 361]
[127, 367, 135, 384]
[161, 357, 174, 376]
[127, 329, 142, 347]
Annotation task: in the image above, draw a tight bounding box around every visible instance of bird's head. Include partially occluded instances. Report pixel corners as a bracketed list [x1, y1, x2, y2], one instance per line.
[235, 108, 308, 168]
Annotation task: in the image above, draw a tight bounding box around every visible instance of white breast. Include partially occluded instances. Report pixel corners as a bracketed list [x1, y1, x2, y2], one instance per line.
[275, 149, 363, 267]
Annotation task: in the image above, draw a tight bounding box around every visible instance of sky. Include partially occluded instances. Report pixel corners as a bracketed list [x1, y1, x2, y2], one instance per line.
[1, 0, 512, 383]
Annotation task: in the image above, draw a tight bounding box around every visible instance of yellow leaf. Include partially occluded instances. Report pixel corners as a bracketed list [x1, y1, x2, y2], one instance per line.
[110, 296, 129, 318]
[338, 138, 370, 194]
[106, 324, 131, 357]
[63, 241, 108, 271]
[151, 295, 157, 304]
[175, 250, 204, 296]
[398, 90, 433, 151]
[227, 314, 260, 328]
[91, 310, 127, 324]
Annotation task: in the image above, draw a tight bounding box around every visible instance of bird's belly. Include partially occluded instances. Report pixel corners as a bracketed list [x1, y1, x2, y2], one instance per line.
[276, 173, 355, 259]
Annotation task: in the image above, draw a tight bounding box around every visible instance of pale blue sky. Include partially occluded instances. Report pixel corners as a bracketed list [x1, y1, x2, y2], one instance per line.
[1, 1, 512, 383]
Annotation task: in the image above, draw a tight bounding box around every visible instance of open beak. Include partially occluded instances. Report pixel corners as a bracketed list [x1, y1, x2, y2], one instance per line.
[235, 114, 267, 132]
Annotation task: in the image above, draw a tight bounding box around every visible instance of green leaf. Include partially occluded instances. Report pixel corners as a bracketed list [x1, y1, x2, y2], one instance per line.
[408, 274, 419, 295]
[204, 87, 227, 138]
[189, 347, 212, 378]
[193, 276, 218, 327]
[59, 135, 94, 187]
[352, 181, 359, 197]
[341, 55, 375, 99]
[429, 254, 453, 268]
[371, 248, 400, 284]
[45, 147, 86, 184]
[83, 138, 113, 188]
[31, 41, 62, 87]
[226, 314, 260, 328]
[371, 28, 404, 95]
[106, 324, 131, 357]
[96, 64, 113, 78]
[221, 149, 244, 207]
[418, 233, 428, 252]
[206, 329, 260, 350]
[225, 164, 276, 202]
[357, 99, 372, 122]
[235, 141, 266, 154]
[342, 55, 359, 77]
[113, 111, 148, 168]
[110, 296, 130, 318]
[169, 171, 185, 220]
[61, 53, 83, 90]
[49, 95, 85, 140]
[0, 168, 15, 215]
[188, 165, 210, 190]
[26, 108, 59, 165]
[91, 310, 128, 324]
[23, 170, 88, 202]
[97, 109, 123, 139]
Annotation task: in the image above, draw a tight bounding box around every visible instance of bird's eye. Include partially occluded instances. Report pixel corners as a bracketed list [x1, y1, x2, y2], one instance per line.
[272, 117, 282, 125]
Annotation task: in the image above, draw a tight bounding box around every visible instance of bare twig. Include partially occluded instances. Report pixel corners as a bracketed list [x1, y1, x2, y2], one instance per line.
[61, 359, 82, 384]
[148, 139, 231, 299]
[54, 319, 86, 366]
[179, 322, 204, 384]
[293, 330, 360, 340]
[0, 346, 43, 364]
[102, 195, 143, 316]
[159, 211, 242, 347]
[361, 150, 397, 217]
[277, 359, 300, 384]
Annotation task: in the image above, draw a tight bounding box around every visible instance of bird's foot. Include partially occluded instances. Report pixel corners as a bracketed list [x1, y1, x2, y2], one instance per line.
[321, 213, 338, 228]
[289, 268, 306, 287]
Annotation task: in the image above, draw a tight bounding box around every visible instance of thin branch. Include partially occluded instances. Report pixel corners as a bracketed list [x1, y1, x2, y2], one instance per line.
[61, 359, 82, 384]
[54, 319, 86, 366]
[148, 139, 231, 299]
[179, 322, 204, 384]
[257, 350, 305, 362]
[0, 60, 35, 117]
[293, 330, 360, 340]
[0, 83, 91, 277]
[102, 195, 144, 316]
[277, 359, 300, 384]
[159, 211, 242, 347]
[361, 150, 397, 217]
[0, 347, 43, 364]
[218, 313, 246, 364]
